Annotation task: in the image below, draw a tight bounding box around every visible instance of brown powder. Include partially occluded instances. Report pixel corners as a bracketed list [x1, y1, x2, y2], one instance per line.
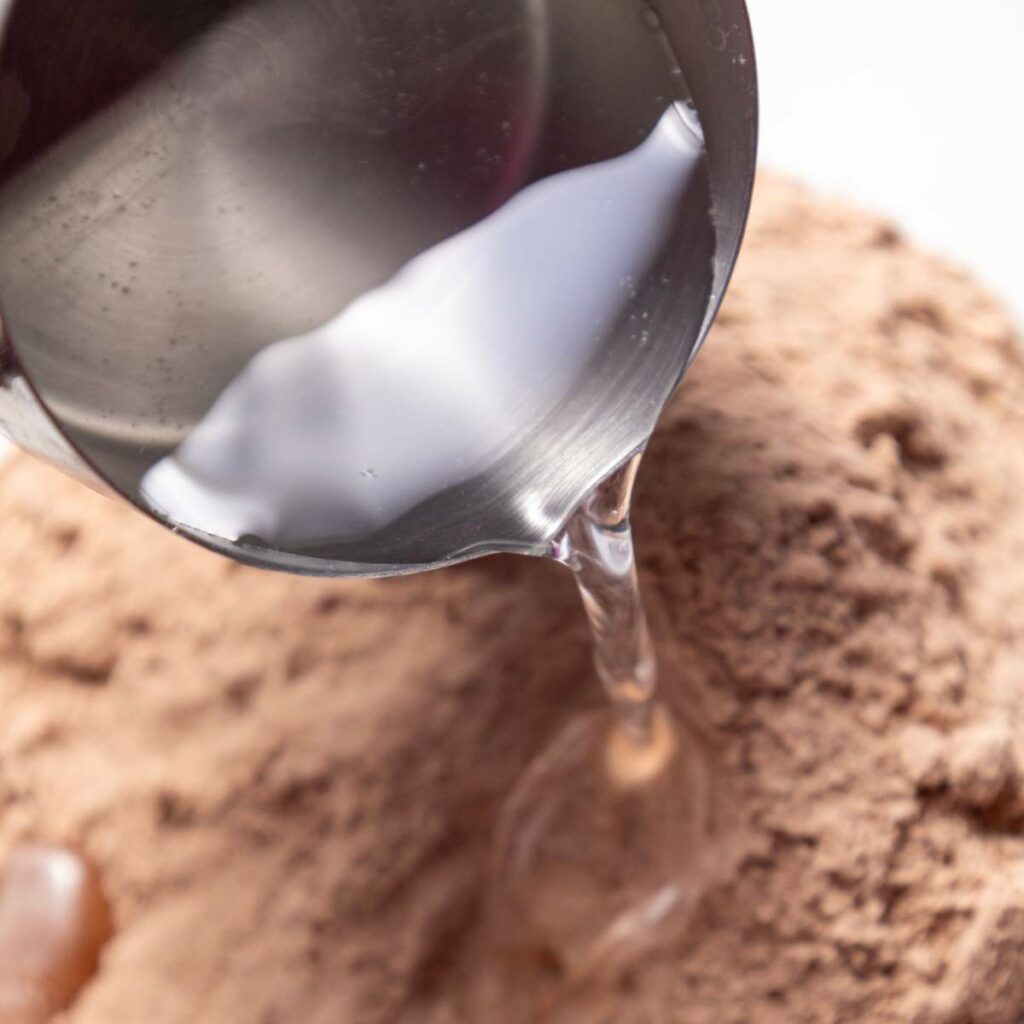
[1, 174, 1023, 1023]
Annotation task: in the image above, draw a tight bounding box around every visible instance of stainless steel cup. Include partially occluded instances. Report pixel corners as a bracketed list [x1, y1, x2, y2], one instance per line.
[0, 0, 756, 576]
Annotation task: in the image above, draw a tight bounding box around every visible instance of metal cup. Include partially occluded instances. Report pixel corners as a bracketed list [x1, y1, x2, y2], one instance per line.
[0, 0, 756, 576]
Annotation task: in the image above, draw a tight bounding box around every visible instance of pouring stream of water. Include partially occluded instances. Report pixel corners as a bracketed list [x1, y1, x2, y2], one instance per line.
[552, 452, 659, 747]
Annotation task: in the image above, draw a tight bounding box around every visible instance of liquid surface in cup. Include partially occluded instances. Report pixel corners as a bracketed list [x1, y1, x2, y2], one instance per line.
[140, 105, 707, 553]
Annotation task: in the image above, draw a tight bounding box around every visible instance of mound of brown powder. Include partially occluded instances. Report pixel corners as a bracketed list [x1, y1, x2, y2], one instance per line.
[1, 175, 1024, 1023]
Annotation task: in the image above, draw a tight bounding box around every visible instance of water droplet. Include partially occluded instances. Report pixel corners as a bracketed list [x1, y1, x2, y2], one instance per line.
[0, 845, 113, 1018]
[707, 25, 728, 52]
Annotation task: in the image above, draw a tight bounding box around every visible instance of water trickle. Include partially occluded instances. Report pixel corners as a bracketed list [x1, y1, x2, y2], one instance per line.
[485, 449, 709, 1000]
[552, 452, 657, 745]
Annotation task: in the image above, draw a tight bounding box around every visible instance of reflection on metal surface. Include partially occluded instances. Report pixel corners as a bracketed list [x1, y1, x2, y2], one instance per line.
[142, 105, 706, 552]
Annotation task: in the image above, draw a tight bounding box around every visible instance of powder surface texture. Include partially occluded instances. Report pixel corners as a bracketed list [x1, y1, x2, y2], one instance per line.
[1, 176, 1023, 1023]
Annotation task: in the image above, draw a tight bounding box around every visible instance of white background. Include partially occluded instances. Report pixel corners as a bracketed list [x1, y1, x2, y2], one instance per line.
[749, 0, 1024, 324]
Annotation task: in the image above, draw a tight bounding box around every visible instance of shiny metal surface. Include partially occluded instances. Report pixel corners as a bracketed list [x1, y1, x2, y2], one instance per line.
[0, 0, 757, 576]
